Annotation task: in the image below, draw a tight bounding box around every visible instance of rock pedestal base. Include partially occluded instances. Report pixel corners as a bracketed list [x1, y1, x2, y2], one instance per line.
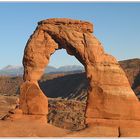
[19, 81, 48, 115]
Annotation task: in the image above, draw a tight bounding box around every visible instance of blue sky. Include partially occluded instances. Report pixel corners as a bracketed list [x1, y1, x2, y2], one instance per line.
[0, 2, 140, 68]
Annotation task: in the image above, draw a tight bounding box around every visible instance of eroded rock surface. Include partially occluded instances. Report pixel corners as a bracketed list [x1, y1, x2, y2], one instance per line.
[20, 18, 140, 122]
[119, 58, 140, 98]
[20, 81, 48, 115]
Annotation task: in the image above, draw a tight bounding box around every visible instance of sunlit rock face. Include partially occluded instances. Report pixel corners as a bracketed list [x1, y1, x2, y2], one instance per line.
[20, 18, 140, 122]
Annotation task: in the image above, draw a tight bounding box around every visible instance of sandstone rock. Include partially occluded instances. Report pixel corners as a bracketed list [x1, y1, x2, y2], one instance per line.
[119, 58, 140, 97]
[9, 108, 23, 115]
[19, 81, 48, 115]
[20, 18, 140, 121]
[119, 58, 140, 86]
[120, 127, 140, 137]
[67, 126, 119, 137]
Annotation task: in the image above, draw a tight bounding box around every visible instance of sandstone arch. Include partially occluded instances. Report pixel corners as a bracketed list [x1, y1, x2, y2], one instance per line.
[20, 18, 140, 124]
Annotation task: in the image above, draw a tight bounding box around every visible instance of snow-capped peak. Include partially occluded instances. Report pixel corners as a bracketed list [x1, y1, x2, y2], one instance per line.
[2, 65, 22, 70]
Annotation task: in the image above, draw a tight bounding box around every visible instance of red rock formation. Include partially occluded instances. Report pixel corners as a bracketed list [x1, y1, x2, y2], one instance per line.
[20, 81, 48, 115]
[20, 18, 140, 122]
[119, 58, 140, 97]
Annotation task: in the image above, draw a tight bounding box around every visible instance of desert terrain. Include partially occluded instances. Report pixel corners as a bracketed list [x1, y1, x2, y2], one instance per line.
[0, 59, 140, 137]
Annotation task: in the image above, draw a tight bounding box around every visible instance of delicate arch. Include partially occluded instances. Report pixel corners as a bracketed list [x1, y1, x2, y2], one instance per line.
[20, 18, 140, 123]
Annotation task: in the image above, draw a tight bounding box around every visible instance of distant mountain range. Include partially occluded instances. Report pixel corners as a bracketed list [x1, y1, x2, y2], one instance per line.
[0, 65, 84, 76]
[0, 58, 140, 100]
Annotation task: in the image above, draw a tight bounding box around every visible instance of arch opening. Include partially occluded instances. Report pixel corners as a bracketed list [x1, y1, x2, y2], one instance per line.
[38, 48, 89, 130]
[39, 48, 88, 100]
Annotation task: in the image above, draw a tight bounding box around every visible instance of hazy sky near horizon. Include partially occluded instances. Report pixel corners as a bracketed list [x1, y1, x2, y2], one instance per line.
[0, 2, 140, 68]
